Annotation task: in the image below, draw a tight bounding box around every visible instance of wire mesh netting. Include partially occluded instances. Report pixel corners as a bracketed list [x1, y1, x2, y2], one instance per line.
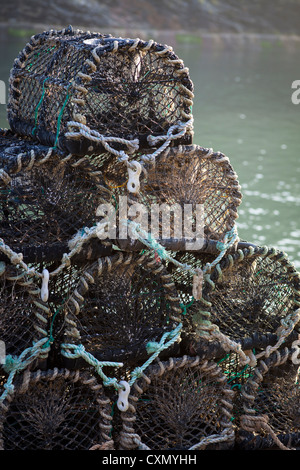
[0, 264, 48, 361]
[0, 368, 113, 450]
[132, 145, 242, 241]
[190, 245, 300, 361]
[119, 355, 235, 450]
[61, 251, 182, 366]
[237, 347, 300, 450]
[102, 144, 242, 238]
[0, 131, 110, 260]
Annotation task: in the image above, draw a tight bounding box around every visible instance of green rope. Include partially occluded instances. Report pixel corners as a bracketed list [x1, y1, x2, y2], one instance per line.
[61, 343, 124, 390]
[31, 78, 71, 146]
[180, 299, 195, 315]
[127, 220, 239, 279]
[53, 84, 71, 148]
[32, 77, 50, 137]
[208, 225, 239, 272]
[127, 220, 200, 276]
[131, 322, 182, 386]
[42, 302, 66, 349]
[60, 323, 182, 391]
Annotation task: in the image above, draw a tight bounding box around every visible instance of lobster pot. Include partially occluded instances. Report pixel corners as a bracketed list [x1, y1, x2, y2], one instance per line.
[8, 26, 194, 157]
[192, 246, 300, 357]
[0, 264, 49, 362]
[61, 251, 182, 367]
[119, 356, 235, 450]
[0, 130, 111, 262]
[125, 145, 242, 239]
[237, 347, 300, 450]
[0, 368, 113, 450]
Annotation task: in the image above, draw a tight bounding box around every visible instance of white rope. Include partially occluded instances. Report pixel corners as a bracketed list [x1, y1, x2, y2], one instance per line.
[65, 118, 193, 193]
[65, 121, 139, 160]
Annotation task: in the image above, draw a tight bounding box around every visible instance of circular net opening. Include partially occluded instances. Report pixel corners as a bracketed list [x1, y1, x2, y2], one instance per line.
[130, 145, 242, 242]
[194, 246, 300, 347]
[120, 356, 234, 450]
[63, 252, 182, 364]
[0, 369, 113, 450]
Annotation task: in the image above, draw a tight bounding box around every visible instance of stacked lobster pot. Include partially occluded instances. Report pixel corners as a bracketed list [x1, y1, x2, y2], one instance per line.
[0, 26, 300, 451]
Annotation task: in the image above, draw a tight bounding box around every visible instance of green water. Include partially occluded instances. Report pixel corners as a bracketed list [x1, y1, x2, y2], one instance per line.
[0, 31, 299, 268]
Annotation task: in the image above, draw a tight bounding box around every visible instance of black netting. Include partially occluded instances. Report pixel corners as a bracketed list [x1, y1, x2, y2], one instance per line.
[132, 145, 242, 241]
[0, 368, 113, 450]
[0, 266, 48, 359]
[61, 252, 182, 365]
[237, 348, 300, 450]
[193, 246, 300, 348]
[0, 137, 110, 259]
[119, 356, 235, 450]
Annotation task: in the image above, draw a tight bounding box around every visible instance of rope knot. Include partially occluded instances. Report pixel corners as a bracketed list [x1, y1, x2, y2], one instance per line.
[3, 354, 20, 374]
[146, 342, 160, 354]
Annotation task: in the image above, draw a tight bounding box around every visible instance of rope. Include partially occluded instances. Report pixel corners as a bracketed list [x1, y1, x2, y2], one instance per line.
[131, 323, 182, 385]
[65, 121, 139, 161]
[127, 220, 202, 277]
[240, 414, 294, 451]
[207, 226, 239, 272]
[53, 84, 71, 148]
[126, 220, 238, 301]
[0, 223, 102, 300]
[189, 428, 235, 450]
[0, 337, 50, 403]
[256, 308, 300, 361]
[65, 118, 193, 193]
[61, 343, 124, 390]
[142, 117, 194, 164]
[60, 323, 182, 391]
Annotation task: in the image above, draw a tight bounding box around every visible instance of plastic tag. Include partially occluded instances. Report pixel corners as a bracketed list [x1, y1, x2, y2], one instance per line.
[127, 161, 142, 193]
[41, 268, 50, 302]
[117, 380, 130, 411]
